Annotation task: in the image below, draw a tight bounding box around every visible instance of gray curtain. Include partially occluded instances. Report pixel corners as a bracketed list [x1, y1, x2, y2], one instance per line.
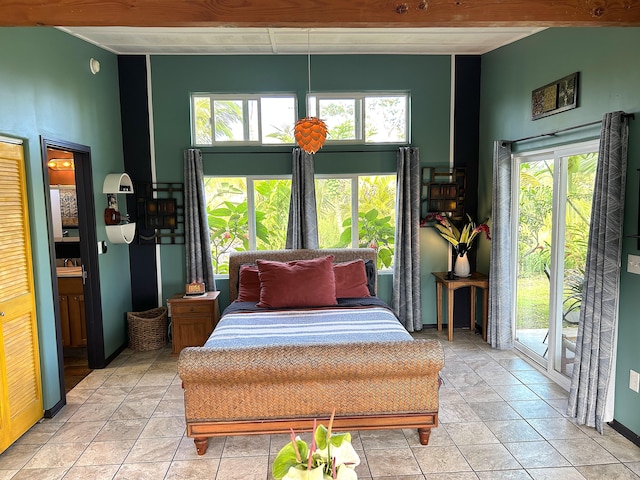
[285, 148, 319, 249]
[568, 111, 629, 433]
[488, 140, 514, 349]
[184, 149, 216, 291]
[392, 147, 422, 332]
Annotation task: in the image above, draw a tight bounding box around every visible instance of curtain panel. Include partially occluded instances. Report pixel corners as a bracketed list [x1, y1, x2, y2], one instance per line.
[393, 146, 422, 332]
[568, 111, 630, 433]
[184, 149, 216, 291]
[488, 140, 514, 349]
[285, 148, 319, 249]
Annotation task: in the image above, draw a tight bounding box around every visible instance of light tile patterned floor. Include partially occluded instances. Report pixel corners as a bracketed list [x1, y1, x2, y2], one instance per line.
[1, 329, 639, 479]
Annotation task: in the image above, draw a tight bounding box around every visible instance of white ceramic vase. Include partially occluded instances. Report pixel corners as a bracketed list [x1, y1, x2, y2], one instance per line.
[454, 252, 471, 277]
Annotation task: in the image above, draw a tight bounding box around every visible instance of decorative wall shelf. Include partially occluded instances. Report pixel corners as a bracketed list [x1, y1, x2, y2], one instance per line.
[105, 223, 136, 245]
[103, 173, 134, 194]
[135, 183, 185, 245]
[103, 173, 136, 244]
[421, 166, 466, 222]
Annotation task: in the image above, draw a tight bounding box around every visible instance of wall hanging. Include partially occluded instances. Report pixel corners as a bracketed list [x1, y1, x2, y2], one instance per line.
[531, 72, 579, 120]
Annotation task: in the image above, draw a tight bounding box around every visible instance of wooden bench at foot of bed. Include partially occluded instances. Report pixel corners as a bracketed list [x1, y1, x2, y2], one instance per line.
[178, 339, 444, 455]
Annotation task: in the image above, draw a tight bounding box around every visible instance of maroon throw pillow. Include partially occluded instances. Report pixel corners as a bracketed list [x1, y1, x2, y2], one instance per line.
[256, 255, 337, 308]
[333, 259, 371, 298]
[236, 264, 261, 302]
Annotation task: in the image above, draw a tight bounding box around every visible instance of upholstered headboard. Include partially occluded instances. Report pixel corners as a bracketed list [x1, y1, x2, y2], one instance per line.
[228, 248, 377, 302]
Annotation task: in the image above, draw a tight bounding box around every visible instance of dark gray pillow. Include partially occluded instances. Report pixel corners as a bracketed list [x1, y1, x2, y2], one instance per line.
[364, 260, 376, 297]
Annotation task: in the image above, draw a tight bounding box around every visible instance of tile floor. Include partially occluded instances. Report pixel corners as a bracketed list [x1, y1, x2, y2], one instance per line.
[1, 329, 639, 479]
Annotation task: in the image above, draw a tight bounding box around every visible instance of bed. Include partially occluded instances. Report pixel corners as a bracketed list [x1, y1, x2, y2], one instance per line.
[177, 248, 444, 455]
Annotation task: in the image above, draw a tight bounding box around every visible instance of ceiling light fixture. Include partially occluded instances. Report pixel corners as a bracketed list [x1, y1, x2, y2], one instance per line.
[48, 158, 75, 171]
[294, 30, 327, 154]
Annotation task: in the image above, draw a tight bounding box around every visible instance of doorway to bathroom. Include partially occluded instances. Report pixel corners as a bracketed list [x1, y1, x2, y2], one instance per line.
[41, 137, 105, 401]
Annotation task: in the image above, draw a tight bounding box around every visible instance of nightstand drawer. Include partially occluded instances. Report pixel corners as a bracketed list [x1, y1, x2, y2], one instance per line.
[171, 302, 213, 315]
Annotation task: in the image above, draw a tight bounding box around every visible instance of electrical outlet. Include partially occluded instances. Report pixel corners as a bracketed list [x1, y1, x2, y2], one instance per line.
[627, 255, 640, 275]
[630, 370, 640, 393]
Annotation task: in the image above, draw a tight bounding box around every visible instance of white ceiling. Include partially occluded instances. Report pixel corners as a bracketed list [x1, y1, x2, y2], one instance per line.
[59, 26, 546, 56]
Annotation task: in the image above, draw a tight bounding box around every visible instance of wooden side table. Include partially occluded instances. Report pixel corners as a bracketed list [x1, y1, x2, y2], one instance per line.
[432, 272, 489, 342]
[167, 291, 220, 355]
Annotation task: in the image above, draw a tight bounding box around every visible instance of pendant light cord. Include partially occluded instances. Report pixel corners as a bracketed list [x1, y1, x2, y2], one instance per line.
[307, 29, 311, 94]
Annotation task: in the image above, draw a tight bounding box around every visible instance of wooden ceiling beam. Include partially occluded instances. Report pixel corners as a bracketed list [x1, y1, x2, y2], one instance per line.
[2, 0, 640, 27]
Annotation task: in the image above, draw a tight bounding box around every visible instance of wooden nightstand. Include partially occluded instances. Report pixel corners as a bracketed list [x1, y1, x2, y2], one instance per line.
[167, 291, 220, 355]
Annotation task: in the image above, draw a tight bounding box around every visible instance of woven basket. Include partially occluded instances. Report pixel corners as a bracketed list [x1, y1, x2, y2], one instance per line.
[127, 306, 168, 351]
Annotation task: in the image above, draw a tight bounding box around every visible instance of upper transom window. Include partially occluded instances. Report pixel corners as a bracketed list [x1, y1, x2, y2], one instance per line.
[308, 93, 409, 144]
[192, 94, 297, 146]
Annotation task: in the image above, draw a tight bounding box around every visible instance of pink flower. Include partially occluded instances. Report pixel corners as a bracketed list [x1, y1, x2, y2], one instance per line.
[421, 212, 450, 228]
[223, 231, 231, 239]
[476, 223, 491, 240]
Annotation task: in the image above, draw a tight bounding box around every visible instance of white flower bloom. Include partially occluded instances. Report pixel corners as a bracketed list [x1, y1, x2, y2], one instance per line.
[316, 441, 361, 469]
[335, 465, 358, 480]
[282, 465, 325, 480]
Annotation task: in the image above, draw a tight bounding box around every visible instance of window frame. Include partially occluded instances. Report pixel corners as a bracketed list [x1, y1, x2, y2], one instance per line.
[307, 92, 410, 145]
[191, 93, 298, 147]
[205, 172, 397, 274]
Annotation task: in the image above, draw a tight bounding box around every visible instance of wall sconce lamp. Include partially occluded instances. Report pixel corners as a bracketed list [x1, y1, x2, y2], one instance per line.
[89, 58, 101, 75]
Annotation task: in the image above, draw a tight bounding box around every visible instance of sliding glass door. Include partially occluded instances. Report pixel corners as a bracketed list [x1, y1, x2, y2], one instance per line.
[513, 140, 598, 379]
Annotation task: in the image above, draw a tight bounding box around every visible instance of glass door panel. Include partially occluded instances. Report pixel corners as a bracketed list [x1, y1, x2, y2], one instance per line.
[515, 157, 554, 365]
[554, 152, 597, 376]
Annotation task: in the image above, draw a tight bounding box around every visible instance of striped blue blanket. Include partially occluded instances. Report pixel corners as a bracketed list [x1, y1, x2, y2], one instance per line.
[204, 305, 411, 349]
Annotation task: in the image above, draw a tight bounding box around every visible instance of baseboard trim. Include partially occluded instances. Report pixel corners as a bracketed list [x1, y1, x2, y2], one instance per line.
[104, 342, 128, 366]
[609, 419, 640, 448]
[44, 398, 66, 419]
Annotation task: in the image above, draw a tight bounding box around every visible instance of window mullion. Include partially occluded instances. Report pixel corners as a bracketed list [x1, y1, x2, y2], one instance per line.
[242, 100, 250, 142]
[247, 178, 257, 250]
[209, 96, 215, 145]
[356, 97, 364, 141]
[351, 176, 359, 247]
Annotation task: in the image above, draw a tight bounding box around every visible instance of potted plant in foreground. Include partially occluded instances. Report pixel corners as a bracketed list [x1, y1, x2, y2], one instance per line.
[272, 410, 360, 480]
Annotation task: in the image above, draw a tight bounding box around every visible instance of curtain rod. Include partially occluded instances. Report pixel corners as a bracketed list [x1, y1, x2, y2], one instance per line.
[504, 113, 635, 145]
[201, 148, 401, 155]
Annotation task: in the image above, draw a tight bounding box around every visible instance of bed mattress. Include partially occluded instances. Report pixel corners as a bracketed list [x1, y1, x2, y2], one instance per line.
[204, 301, 411, 349]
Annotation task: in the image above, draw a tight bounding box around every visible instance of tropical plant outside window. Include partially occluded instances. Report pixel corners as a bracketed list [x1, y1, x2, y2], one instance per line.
[204, 177, 291, 274]
[308, 93, 408, 144]
[517, 153, 595, 327]
[205, 175, 396, 273]
[316, 175, 396, 269]
[192, 94, 297, 146]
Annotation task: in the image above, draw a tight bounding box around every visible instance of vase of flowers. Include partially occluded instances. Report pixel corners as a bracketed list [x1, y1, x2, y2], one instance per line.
[272, 411, 359, 480]
[453, 243, 471, 277]
[422, 213, 491, 277]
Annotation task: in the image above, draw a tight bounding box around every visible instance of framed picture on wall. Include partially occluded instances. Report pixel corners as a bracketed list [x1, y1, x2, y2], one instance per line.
[531, 72, 579, 120]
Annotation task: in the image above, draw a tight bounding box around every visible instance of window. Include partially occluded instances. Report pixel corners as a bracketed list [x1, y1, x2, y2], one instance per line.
[192, 94, 297, 146]
[205, 174, 396, 273]
[308, 93, 408, 144]
[204, 177, 291, 274]
[315, 175, 396, 268]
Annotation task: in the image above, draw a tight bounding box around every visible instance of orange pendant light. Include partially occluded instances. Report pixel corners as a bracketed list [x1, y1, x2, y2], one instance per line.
[295, 30, 327, 154]
[294, 116, 327, 154]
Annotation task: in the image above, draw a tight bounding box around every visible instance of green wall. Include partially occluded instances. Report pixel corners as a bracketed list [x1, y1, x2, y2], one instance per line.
[0, 28, 131, 409]
[479, 27, 640, 436]
[149, 54, 453, 319]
